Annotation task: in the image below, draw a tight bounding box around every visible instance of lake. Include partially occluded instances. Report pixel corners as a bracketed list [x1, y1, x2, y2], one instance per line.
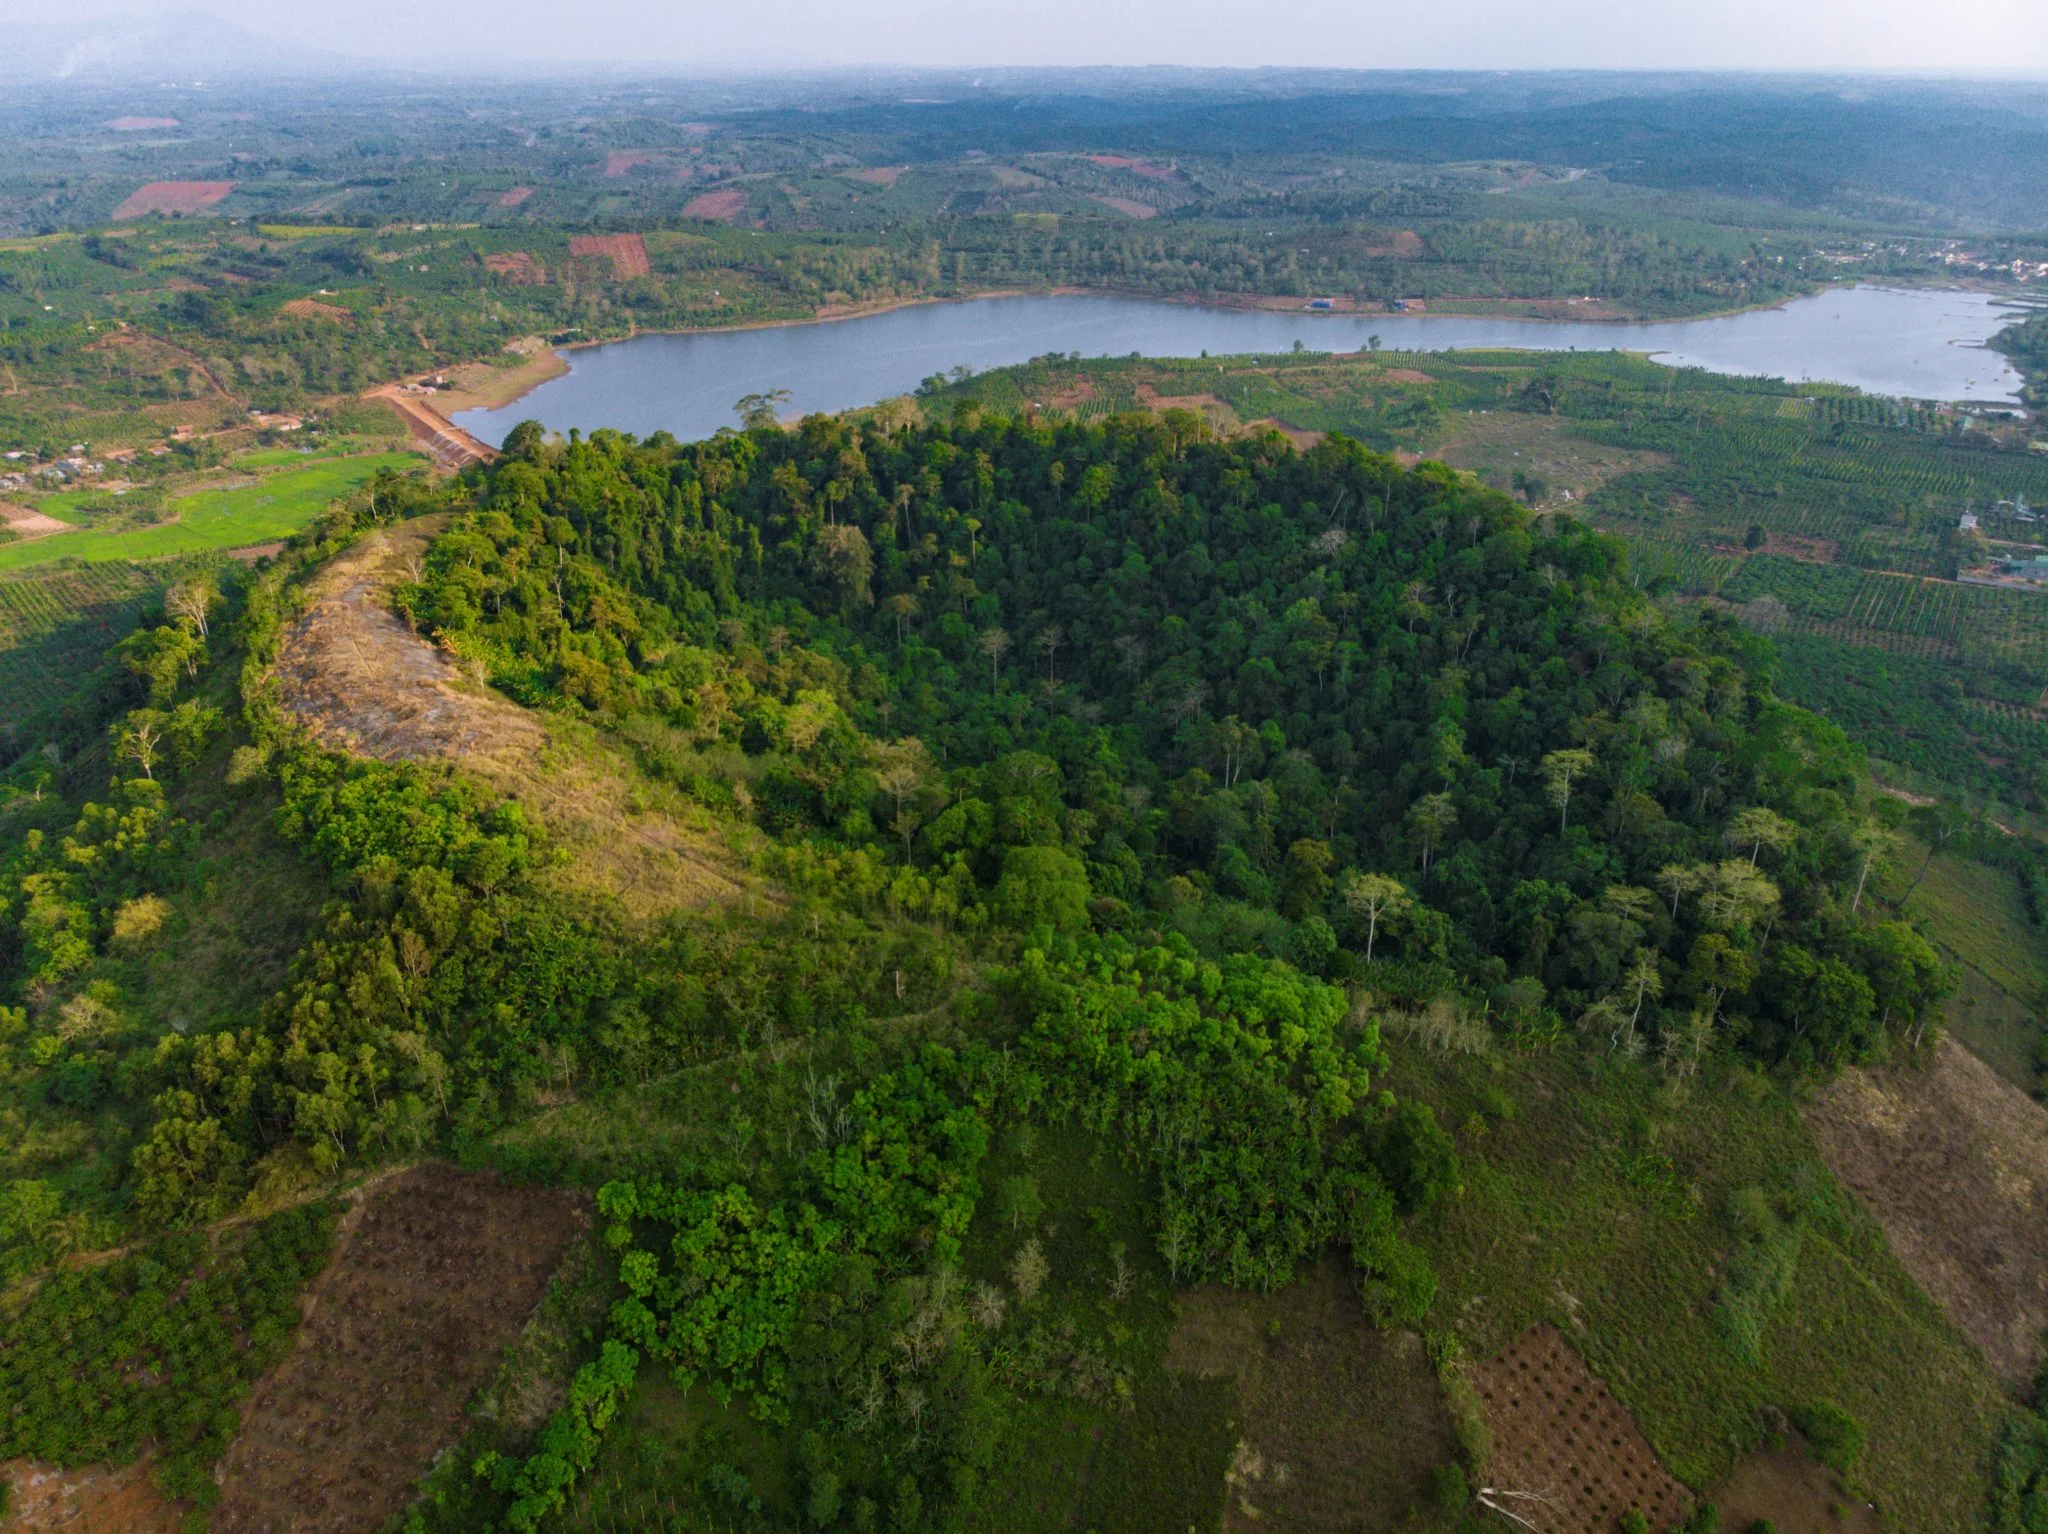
[453, 285, 2035, 447]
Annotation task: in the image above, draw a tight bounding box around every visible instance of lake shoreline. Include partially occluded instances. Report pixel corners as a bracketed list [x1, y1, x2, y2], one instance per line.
[464, 283, 1851, 422]
[448, 284, 2032, 447]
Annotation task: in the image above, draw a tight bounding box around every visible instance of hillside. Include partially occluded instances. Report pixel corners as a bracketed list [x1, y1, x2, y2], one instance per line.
[0, 400, 2044, 1534]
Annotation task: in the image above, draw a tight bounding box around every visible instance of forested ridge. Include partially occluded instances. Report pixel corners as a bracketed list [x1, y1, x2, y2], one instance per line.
[414, 407, 1949, 1070]
[0, 402, 2000, 1530]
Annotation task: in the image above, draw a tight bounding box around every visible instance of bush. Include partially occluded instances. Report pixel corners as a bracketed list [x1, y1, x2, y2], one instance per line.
[1367, 1100, 1461, 1215]
[1427, 1459, 1469, 1513]
[1791, 1399, 1865, 1475]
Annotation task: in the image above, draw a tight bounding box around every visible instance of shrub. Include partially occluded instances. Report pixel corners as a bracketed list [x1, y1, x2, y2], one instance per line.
[1427, 1460, 1469, 1513]
[1792, 1399, 1866, 1475]
[1367, 1100, 1461, 1215]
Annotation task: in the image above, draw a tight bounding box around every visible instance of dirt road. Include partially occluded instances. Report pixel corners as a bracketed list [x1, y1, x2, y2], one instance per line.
[365, 386, 498, 470]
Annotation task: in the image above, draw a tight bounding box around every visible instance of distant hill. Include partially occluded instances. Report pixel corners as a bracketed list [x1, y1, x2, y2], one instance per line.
[0, 9, 351, 82]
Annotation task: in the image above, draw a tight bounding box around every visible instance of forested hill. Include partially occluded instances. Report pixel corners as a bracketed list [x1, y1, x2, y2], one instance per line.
[0, 400, 1993, 1529]
[414, 408, 1947, 1074]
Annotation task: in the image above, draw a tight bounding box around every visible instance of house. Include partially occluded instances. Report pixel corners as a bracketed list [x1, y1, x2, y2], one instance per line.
[1995, 555, 2048, 583]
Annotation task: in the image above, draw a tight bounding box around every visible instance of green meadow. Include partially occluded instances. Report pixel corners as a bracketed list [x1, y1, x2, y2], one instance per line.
[0, 451, 421, 572]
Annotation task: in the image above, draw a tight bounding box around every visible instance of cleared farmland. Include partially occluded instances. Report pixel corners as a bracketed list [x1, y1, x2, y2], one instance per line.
[0, 452, 422, 573]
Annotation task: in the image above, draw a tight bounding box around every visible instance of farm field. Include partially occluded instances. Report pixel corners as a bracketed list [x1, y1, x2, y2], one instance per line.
[1387, 1047, 2004, 1532]
[0, 452, 422, 573]
[0, 561, 195, 726]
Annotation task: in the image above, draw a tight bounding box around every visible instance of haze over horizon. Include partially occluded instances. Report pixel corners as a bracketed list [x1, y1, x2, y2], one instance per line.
[5, 0, 2045, 78]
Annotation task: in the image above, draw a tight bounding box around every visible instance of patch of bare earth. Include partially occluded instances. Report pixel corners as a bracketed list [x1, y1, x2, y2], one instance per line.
[568, 233, 650, 279]
[113, 180, 233, 219]
[483, 251, 547, 285]
[1708, 1434, 1881, 1534]
[209, 1163, 586, 1534]
[0, 1456, 184, 1532]
[1087, 194, 1157, 219]
[1805, 1035, 2048, 1388]
[1249, 419, 1325, 451]
[0, 502, 70, 539]
[1166, 1257, 1455, 1532]
[681, 188, 747, 223]
[273, 517, 743, 917]
[279, 298, 352, 324]
[1471, 1325, 1693, 1534]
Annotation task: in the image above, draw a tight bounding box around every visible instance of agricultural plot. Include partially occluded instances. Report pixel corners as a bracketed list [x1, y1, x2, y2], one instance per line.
[1389, 1047, 2004, 1532]
[1472, 1325, 1692, 1534]
[0, 561, 184, 725]
[0, 452, 421, 573]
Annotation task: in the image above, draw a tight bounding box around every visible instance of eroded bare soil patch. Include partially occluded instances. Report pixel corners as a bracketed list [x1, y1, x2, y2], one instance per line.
[274, 518, 743, 915]
[1471, 1324, 1692, 1534]
[1805, 1035, 2048, 1388]
[209, 1163, 586, 1534]
[1167, 1257, 1455, 1532]
[276, 517, 544, 765]
[0, 1455, 184, 1532]
[1708, 1435, 1882, 1534]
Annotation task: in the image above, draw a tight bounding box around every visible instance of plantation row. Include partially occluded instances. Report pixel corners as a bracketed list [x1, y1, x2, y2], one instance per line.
[0, 556, 228, 730]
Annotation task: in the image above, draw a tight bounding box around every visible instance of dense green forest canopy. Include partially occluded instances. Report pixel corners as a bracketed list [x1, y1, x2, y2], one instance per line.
[411, 408, 1948, 1072]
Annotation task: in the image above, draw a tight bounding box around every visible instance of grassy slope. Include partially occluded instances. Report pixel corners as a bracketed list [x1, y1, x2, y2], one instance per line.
[1883, 838, 2048, 1091]
[1389, 1047, 2004, 1531]
[0, 451, 420, 572]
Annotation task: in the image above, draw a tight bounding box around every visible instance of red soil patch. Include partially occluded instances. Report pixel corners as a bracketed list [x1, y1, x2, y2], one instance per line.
[568, 233, 650, 279]
[603, 150, 656, 177]
[496, 185, 534, 207]
[279, 297, 352, 323]
[1083, 153, 1177, 179]
[1805, 1036, 2048, 1388]
[682, 187, 748, 223]
[106, 116, 180, 132]
[1088, 194, 1157, 220]
[0, 501, 72, 539]
[484, 250, 548, 285]
[208, 1164, 587, 1534]
[847, 165, 908, 185]
[1366, 229, 1426, 258]
[226, 540, 286, 562]
[1375, 367, 1435, 384]
[112, 181, 233, 219]
[1471, 1325, 1693, 1534]
[1136, 384, 1226, 414]
[1, 1455, 184, 1532]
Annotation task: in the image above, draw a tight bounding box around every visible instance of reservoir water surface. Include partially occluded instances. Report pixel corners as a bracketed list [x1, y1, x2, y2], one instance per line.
[454, 285, 2035, 448]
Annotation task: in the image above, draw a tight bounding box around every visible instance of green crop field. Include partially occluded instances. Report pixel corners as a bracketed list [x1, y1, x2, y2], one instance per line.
[0, 561, 202, 727]
[0, 451, 422, 573]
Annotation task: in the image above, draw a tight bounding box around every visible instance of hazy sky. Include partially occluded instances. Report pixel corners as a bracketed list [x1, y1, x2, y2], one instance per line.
[26, 0, 2048, 73]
